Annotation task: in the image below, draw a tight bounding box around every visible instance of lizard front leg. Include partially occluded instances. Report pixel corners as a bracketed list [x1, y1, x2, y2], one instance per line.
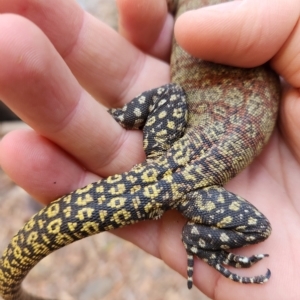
[177, 185, 271, 288]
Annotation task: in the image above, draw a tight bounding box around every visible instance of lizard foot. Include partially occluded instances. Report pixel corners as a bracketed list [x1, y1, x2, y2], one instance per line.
[183, 235, 270, 288]
[177, 186, 272, 288]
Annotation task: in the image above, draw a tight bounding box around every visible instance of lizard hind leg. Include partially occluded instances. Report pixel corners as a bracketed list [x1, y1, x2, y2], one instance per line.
[178, 186, 272, 287]
[108, 83, 187, 159]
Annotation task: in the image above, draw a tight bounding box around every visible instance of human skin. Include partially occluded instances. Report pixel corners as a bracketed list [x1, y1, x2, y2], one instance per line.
[0, 0, 300, 299]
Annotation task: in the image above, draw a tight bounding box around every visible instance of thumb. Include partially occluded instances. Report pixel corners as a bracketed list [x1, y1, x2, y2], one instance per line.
[174, 0, 300, 67]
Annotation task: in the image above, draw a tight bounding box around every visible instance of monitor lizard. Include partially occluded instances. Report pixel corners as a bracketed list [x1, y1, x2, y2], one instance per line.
[0, 0, 281, 299]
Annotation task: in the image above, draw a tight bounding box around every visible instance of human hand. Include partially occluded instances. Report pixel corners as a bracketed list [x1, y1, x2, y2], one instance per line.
[0, 0, 299, 299]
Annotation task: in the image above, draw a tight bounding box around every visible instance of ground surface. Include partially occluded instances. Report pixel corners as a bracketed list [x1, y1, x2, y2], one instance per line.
[0, 1, 210, 299]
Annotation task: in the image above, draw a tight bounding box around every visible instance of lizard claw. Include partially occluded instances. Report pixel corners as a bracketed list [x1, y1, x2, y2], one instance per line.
[184, 247, 271, 288]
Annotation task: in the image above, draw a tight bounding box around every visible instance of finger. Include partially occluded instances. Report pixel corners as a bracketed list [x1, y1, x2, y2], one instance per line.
[0, 0, 170, 106]
[277, 87, 300, 162]
[117, 0, 174, 61]
[0, 130, 101, 204]
[271, 19, 300, 162]
[271, 19, 300, 87]
[0, 14, 144, 176]
[174, 0, 300, 67]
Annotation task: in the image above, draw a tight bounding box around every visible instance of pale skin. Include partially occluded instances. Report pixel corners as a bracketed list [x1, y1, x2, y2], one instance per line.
[0, 0, 299, 299]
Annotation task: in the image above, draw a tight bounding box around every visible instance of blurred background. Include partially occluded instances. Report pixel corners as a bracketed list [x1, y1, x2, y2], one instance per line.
[0, 1, 210, 299]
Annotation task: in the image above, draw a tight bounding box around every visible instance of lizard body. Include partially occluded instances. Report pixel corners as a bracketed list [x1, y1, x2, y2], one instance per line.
[0, 0, 280, 299]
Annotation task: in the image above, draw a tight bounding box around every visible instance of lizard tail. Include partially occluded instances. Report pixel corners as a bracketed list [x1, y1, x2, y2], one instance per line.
[0, 161, 174, 300]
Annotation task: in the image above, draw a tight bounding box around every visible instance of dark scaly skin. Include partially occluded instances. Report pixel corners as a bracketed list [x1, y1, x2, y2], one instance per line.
[0, 0, 281, 299]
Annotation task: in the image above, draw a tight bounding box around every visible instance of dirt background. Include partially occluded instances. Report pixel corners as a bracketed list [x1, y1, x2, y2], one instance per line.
[0, 1, 210, 299]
